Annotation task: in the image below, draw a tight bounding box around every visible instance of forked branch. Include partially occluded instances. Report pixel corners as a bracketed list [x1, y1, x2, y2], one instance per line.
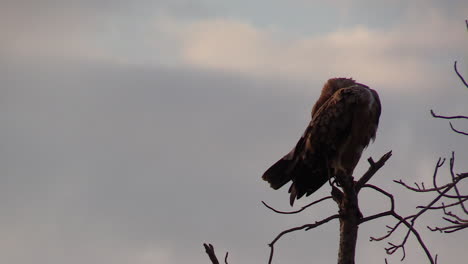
[266, 214, 339, 264]
[356, 150, 393, 191]
[203, 243, 229, 264]
[430, 60, 468, 135]
[363, 184, 436, 263]
[396, 152, 467, 235]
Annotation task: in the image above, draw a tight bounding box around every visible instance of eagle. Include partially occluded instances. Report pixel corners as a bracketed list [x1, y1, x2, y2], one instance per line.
[262, 78, 381, 206]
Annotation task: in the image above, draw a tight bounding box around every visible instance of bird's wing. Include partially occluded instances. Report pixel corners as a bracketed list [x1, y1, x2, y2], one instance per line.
[261, 128, 307, 190]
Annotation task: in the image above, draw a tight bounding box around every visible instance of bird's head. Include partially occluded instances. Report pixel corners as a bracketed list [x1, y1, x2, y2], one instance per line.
[312, 78, 357, 117]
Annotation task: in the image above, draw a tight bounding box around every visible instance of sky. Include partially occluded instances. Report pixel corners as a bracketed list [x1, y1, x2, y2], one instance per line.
[1, 1, 468, 263]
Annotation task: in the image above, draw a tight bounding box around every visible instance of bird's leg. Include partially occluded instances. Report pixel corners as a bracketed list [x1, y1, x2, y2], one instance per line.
[332, 185, 343, 204]
[326, 156, 340, 188]
[328, 157, 344, 204]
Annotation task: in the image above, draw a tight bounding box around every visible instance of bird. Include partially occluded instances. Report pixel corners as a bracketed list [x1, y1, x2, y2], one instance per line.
[262, 78, 381, 206]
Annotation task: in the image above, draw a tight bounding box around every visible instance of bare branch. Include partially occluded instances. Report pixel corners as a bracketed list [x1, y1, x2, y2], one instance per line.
[428, 223, 468, 233]
[267, 214, 339, 264]
[448, 153, 468, 214]
[386, 211, 435, 263]
[454, 60, 468, 88]
[427, 202, 468, 233]
[355, 150, 393, 191]
[430, 109, 468, 120]
[261, 196, 333, 214]
[395, 154, 467, 199]
[203, 244, 230, 264]
[443, 207, 468, 223]
[394, 179, 455, 193]
[362, 184, 395, 211]
[430, 61, 468, 135]
[204, 243, 221, 264]
[395, 151, 467, 249]
[449, 122, 468, 135]
[362, 184, 436, 263]
[417, 198, 468, 210]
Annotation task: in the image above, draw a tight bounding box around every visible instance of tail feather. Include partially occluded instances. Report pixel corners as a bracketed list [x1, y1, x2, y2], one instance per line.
[263, 156, 329, 206]
[289, 184, 297, 206]
[288, 163, 329, 206]
[262, 158, 293, 190]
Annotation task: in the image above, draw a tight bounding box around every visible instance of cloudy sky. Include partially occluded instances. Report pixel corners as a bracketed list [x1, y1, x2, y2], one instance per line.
[1, 1, 468, 263]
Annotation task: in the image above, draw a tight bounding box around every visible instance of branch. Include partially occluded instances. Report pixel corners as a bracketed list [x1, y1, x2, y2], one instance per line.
[362, 184, 436, 263]
[385, 211, 434, 263]
[448, 153, 468, 214]
[355, 150, 393, 192]
[430, 110, 468, 120]
[396, 152, 468, 242]
[454, 61, 468, 88]
[394, 154, 468, 199]
[428, 223, 468, 233]
[394, 179, 460, 195]
[203, 243, 228, 264]
[267, 214, 339, 264]
[359, 184, 395, 224]
[449, 122, 468, 135]
[429, 61, 468, 135]
[428, 205, 468, 233]
[417, 198, 468, 210]
[261, 196, 333, 214]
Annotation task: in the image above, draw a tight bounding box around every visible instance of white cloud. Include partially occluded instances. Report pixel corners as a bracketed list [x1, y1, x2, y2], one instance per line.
[168, 9, 467, 90]
[2, 1, 466, 91]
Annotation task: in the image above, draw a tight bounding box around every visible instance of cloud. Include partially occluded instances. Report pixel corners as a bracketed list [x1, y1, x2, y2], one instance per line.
[2, 1, 466, 91]
[172, 9, 467, 90]
[0, 1, 210, 64]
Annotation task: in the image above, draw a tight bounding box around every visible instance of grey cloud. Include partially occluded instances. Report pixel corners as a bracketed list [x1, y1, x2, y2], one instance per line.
[0, 0, 214, 63]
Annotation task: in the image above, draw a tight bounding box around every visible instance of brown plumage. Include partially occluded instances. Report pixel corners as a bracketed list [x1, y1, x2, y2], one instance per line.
[262, 78, 381, 206]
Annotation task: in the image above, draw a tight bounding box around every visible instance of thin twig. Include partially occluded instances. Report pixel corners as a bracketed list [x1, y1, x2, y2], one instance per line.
[363, 185, 436, 263]
[449, 122, 468, 135]
[417, 197, 468, 210]
[430, 110, 468, 120]
[395, 155, 467, 199]
[428, 223, 468, 233]
[267, 214, 339, 264]
[454, 61, 468, 88]
[448, 152, 468, 214]
[261, 196, 333, 214]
